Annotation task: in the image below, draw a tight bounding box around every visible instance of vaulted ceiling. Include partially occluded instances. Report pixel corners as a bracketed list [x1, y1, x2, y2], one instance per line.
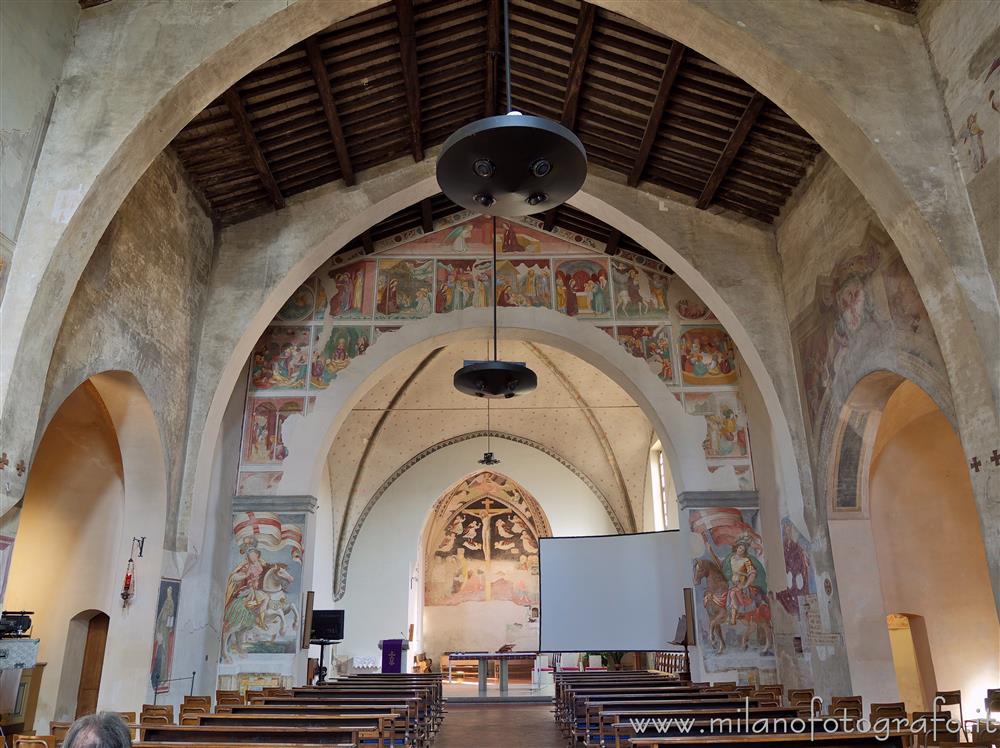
[170, 0, 828, 232]
[327, 339, 655, 545]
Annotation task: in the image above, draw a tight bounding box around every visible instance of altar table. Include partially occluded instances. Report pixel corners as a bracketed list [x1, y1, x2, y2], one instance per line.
[446, 651, 537, 694]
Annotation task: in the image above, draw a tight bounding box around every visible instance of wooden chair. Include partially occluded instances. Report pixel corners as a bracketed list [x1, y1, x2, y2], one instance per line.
[261, 687, 291, 697]
[829, 695, 864, 721]
[115, 712, 137, 724]
[49, 722, 71, 742]
[246, 690, 266, 704]
[178, 715, 201, 725]
[141, 704, 174, 723]
[215, 689, 244, 707]
[183, 695, 212, 710]
[788, 687, 816, 713]
[911, 711, 961, 746]
[752, 689, 782, 707]
[14, 736, 56, 748]
[756, 685, 783, 700]
[870, 702, 907, 724]
[935, 689, 967, 741]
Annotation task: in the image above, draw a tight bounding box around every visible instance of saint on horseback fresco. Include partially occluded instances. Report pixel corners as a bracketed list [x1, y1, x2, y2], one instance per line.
[689, 507, 775, 672]
[220, 511, 304, 664]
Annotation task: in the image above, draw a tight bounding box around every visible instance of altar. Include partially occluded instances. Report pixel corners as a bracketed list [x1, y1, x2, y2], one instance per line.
[447, 651, 537, 694]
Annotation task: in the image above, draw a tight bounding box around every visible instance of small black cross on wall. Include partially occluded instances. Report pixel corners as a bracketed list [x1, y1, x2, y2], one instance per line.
[991, 449, 1000, 467]
[970, 456, 982, 472]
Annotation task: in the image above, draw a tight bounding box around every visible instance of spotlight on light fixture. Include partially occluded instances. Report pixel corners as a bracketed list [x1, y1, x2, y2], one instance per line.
[435, 0, 586, 217]
[479, 451, 501, 466]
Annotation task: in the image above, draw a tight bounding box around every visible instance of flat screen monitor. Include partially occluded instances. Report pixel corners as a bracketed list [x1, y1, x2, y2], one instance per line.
[310, 609, 344, 642]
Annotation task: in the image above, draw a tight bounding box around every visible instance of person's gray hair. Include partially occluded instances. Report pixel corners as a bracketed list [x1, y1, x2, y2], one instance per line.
[64, 712, 133, 748]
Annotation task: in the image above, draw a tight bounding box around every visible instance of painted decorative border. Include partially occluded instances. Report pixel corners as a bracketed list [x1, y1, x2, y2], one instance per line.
[333, 430, 626, 600]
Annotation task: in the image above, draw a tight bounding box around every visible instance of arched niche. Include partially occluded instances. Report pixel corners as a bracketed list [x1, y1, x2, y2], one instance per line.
[825, 372, 998, 709]
[4, 371, 168, 730]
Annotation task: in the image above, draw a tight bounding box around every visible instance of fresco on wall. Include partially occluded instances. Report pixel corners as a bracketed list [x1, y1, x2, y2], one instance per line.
[321, 259, 375, 320]
[611, 259, 670, 318]
[376, 259, 434, 318]
[242, 397, 304, 464]
[679, 327, 739, 385]
[276, 280, 318, 322]
[250, 326, 311, 390]
[775, 518, 815, 617]
[792, 224, 940, 428]
[423, 471, 551, 656]
[689, 507, 775, 671]
[956, 55, 999, 175]
[310, 325, 371, 389]
[616, 325, 673, 383]
[495, 259, 552, 308]
[238, 214, 754, 492]
[554, 258, 610, 318]
[150, 578, 180, 693]
[435, 259, 492, 312]
[684, 392, 750, 459]
[221, 512, 304, 663]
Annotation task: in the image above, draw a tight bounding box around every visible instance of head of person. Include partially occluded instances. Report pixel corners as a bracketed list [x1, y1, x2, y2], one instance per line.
[64, 712, 132, 748]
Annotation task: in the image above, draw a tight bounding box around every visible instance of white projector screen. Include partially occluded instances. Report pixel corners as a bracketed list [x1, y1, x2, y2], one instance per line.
[539, 531, 686, 651]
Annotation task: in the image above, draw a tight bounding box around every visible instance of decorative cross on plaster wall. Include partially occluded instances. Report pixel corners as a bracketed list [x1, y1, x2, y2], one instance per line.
[0, 453, 7, 471]
[15, 461, 25, 477]
[970, 456, 982, 472]
[991, 449, 1000, 467]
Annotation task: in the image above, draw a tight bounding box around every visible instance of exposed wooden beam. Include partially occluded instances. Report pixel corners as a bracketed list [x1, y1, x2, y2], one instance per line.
[304, 36, 356, 187]
[628, 41, 686, 187]
[604, 228, 621, 256]
[560, 2, 597, 130]
[394, 0, 424, 162]
[543, 208, 558, 232]
[420, 198, 434, 233]
[485, 0, 502, 116]
[223, 88, 285, 209]
[361, 230, 375, 255]
[696, 92, 766, 210]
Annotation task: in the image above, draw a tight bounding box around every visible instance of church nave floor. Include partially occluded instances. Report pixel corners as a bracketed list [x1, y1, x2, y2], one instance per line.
[435, 703, 563, 747]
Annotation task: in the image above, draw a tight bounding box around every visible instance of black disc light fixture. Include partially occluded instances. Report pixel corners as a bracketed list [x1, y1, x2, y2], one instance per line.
[436, 0, 587, 217]
[453, 217, 538, 400]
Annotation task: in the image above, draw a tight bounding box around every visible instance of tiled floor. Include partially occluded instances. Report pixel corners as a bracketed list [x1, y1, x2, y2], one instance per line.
[436, 702, 563, 747]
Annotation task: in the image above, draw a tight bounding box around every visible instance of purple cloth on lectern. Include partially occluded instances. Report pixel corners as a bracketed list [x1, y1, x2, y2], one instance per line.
[381, 639, 404, 673]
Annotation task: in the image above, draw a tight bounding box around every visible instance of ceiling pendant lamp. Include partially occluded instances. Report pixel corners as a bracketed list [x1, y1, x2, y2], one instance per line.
[453, 216, 538, 399]
[436, 0, 587, 217]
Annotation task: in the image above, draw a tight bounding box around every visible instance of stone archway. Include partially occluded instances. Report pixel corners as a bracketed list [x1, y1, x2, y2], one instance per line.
[4, 371, 168, 730]
[4, 3, 995, 573]
[825, 372, 998, 707]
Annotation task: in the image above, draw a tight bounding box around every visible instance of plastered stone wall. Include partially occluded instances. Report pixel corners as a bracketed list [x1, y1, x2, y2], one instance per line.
[775, 154, 954, 694]
[919, 0, 1000, 298]
[0, 0, 78, 295]
[40, 150, 214, 536]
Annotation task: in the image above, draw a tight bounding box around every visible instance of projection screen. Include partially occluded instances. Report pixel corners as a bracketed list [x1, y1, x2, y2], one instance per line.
[539, 531, 686, 651]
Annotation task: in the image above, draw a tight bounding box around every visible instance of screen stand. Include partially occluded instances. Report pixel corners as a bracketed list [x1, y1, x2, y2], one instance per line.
[311, 639, 335, 684]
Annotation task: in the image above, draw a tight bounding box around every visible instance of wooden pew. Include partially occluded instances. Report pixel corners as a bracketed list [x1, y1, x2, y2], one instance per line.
[140, 723, 376, 746]
[569, 697, 752, 745]
[195, 713, 398, 746]
[605, 707, 799, 747]
[255, 697, 429, 746]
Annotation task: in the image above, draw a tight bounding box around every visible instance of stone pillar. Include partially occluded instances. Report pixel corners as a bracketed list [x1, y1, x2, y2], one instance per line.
[217, 495, 317, 691]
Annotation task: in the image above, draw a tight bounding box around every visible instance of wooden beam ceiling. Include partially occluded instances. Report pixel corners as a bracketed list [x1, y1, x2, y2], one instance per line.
[394, 0, 424, 162]
[629, 41, 685, 187]
[222, 88, 285, 209]
[304, 36, 355, 186]
[171, 0, 825, 227]
[696, 91, 765, 209]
